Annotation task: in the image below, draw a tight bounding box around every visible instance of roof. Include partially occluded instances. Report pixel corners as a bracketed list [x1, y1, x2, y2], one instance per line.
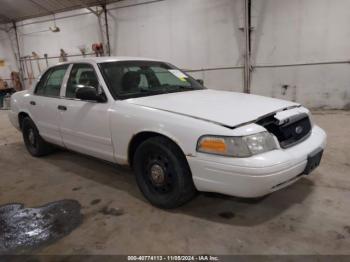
[81, 56, 161, 63]
[36, 56, 165, 81]
[60, 56, 162, 64]
[0, 0, 121, 24]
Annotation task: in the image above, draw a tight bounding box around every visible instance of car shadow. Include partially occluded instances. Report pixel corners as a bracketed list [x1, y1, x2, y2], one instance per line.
[41, 149, 314, 226]
[170, 178, 314, 226]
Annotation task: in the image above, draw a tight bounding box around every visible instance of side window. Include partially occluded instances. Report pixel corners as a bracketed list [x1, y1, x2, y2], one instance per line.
[35, 65, 69, 97]
[66, 64, 100, 98]
[35, 70, 51, 95]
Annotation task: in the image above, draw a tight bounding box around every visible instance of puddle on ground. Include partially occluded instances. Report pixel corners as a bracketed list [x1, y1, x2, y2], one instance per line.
[0, 199, 82, 254]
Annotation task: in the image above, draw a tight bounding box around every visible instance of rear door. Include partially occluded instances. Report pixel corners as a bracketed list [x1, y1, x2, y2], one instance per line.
[28, 64, 69, 146]
[58, 63, 115, 162]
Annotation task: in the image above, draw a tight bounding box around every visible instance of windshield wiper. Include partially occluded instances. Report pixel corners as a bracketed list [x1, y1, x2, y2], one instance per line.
[118, 86, 197, 99]
[140, 89, 166, 95]
[158, 84, 196, 91]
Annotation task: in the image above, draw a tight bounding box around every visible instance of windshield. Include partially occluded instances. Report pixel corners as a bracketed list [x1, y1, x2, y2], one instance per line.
[99, 61, 205, 99]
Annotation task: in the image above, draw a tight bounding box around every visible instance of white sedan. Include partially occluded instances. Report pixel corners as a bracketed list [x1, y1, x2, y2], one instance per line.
[9, 57, 326, 208]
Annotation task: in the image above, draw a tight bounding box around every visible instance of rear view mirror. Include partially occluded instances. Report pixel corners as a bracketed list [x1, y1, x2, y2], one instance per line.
[196, 79, 204, 85]
[76, 86, 106, 102]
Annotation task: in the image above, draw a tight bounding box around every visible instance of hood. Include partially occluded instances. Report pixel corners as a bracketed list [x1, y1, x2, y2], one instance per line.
[127, 89, 299, 128]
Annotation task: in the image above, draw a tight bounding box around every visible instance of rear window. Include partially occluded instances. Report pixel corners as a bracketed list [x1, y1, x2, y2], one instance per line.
[35, 65, 69, 97]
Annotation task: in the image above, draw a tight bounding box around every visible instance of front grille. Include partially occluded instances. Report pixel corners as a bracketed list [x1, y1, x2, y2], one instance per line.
[257, 113, 312, 148]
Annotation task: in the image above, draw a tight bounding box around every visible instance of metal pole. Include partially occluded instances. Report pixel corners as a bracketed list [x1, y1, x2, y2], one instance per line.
[103, 5, 111, 56]
[254, 60, 350, 68]
[184, 65, 244, 73]
[243, 0, 251, 93]
[13, 21, 25, 85]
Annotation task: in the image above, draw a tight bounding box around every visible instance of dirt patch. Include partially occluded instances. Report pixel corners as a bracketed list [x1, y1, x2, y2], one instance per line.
[90, 199, 101, 205]
[344, 225, 350, 235]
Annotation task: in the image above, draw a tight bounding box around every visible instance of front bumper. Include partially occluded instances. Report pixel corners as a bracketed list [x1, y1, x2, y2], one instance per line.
[187, 125, 326, 198]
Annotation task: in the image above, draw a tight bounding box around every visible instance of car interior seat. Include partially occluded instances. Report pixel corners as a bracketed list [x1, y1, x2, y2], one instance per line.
[121, 71, 141, 93]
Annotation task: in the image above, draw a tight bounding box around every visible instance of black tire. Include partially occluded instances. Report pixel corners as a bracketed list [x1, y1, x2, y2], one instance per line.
[133, 136, 197, 209]
[22, 117, 54, 157]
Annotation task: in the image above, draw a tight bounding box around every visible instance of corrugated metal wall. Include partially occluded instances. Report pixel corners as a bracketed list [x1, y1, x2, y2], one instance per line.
[0, 0, 349, 108]
[250, 0, 350, 109]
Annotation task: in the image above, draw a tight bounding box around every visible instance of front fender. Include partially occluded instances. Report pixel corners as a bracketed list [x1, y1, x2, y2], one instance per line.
[8, 91, 34, 130]
[109, 101, 234, 165]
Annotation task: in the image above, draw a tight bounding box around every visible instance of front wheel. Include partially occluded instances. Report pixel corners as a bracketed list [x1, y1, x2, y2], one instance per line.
[22, 117, 54, 157]
[133, 136, 197, 209]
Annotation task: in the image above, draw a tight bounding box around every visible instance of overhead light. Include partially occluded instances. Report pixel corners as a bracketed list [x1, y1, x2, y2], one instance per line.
[49, 14, 60, 32]
[49, 26, 60, 32]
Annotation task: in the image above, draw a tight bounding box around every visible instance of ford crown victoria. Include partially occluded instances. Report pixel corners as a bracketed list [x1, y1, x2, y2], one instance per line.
[9, 57, 327, 208]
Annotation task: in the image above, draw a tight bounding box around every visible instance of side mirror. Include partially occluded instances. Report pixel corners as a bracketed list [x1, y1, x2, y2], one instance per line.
[196, 79, 204, 85]
[76, 86, 106, 102]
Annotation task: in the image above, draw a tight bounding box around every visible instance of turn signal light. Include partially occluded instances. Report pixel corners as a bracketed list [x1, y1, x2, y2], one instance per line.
[198, 137, 227, 154]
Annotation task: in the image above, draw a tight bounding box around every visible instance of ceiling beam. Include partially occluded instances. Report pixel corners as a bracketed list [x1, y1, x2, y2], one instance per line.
[0, 0, 121, 24]
[75, 0, 102, 16]
[0, 13, 13, 23]
[28, 0, 55, 15]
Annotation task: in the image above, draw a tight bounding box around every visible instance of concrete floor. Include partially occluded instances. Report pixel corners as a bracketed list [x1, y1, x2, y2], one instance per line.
[0, 110, 349, 255]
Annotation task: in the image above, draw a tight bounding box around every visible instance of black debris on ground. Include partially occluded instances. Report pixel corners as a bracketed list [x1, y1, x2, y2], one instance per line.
[90, 199, 101, 205]
[0, 199, 82, 254]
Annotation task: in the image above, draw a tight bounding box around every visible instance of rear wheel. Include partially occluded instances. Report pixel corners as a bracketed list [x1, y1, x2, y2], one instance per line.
[133, 136, 197, 209]
[22, 117, 54, 157]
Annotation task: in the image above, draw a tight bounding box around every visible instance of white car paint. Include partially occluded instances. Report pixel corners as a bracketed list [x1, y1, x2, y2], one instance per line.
[127, 89, 299, 128]
[9, 57, 326, 198]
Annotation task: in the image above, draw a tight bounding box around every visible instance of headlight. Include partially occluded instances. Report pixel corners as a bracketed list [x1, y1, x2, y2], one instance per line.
[197, 132, 277, 157]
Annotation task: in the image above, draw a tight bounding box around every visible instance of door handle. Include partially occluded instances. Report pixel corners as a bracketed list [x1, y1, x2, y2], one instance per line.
[30, 101, 36, 106]
[57, 105, 67, 111]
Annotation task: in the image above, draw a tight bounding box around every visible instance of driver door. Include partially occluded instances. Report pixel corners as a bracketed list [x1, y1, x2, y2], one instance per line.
[58, 63, 114, 162]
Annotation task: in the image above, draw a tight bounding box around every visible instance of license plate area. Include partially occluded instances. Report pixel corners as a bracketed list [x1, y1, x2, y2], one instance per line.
[304, 148, 323, 175]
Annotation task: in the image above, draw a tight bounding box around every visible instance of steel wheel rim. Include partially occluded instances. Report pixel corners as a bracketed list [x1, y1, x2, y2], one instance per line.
[145, 154, 174, 194]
